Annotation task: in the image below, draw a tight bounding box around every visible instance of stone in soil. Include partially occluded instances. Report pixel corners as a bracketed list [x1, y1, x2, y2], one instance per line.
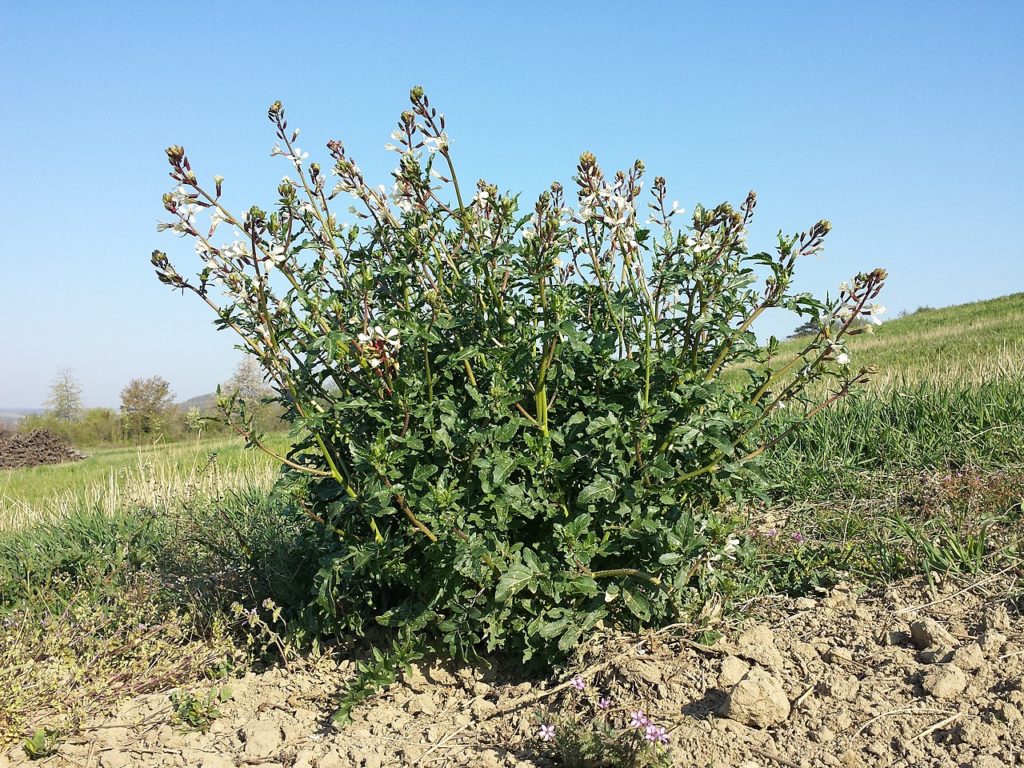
[720, 666, 791, 728]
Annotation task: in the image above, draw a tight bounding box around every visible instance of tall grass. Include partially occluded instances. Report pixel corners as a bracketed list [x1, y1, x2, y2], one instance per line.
[0, 435, 289, 530]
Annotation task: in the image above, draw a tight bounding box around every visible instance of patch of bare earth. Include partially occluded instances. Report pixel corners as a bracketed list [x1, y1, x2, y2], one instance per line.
[5, 574, 1021, 768]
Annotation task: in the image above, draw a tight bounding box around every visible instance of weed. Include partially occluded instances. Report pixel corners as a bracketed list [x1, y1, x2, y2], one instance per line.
[22, 728, 59, 760]
[169, 686, 233, 732]
[534, 682, 672, 768]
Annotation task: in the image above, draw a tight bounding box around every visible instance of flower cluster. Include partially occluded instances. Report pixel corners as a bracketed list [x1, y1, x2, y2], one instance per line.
[535, 674, 671, 766]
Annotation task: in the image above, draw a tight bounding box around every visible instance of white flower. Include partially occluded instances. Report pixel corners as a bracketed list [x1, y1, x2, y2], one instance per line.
[210, 208, 228, 231]
[268, 244, 287, 264]
[836, 352, 850, 366]
[670, 200, 685, 216]
[865, 304, 886, 325]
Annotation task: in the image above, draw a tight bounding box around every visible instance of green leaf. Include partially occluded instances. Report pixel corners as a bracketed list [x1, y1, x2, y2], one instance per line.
[577, 476, 615, 505]
[538, 616, 570, 639]
[413, 463, 438, 484]
[492, 453, 515, 485]
[494, 564, 533, 603]
[621, 584, 652, 621]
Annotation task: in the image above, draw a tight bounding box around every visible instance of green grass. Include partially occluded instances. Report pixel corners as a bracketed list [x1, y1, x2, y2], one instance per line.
[0, 434, 290, 530]
[0, 485, 319, 744]
[777, 292, 1024, 387]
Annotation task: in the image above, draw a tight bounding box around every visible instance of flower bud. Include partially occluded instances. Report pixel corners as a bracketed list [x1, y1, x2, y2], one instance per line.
[579, 151, 596, 168]
[165, 145, 185, 165]
[410, 85, 425, 102]
[267, 100, 283, 119]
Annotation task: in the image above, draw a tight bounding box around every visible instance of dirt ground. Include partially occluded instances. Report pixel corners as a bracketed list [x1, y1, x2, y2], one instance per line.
[5, 573, 1022, 768]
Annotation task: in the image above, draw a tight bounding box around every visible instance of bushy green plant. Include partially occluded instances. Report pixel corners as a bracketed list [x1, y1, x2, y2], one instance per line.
[153, 87, 884, 665]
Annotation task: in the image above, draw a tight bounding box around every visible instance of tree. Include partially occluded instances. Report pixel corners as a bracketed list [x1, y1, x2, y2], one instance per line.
[45, 368, 83, 422]
[120, 376, 175, 438]
[788, 319, 820, 339]
[223, 357, 273, 409]
[221, 358, 280, 431]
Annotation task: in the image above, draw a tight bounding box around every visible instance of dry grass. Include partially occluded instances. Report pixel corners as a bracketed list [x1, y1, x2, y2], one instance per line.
[0, 436, 286, 530]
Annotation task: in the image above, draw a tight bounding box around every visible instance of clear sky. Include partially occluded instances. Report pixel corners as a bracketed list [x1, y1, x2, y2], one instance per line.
[1, 1, 1022, 409]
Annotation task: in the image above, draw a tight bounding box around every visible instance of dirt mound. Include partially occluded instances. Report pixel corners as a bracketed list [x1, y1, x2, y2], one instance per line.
[5, 574, 1022, 768]
[0, 429, 86, 470]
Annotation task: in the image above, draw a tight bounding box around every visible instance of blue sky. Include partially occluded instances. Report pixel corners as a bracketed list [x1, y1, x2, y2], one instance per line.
[1, 1, 1021, 408]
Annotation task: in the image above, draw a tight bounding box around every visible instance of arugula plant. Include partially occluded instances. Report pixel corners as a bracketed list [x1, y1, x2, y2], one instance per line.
[153, 87, 885, 663]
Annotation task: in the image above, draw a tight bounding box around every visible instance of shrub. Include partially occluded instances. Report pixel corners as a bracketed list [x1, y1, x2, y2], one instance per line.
[152, 88, 884, 666]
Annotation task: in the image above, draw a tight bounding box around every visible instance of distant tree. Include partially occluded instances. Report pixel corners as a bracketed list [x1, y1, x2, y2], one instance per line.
[45, 368, 83, 422]
[120, 376, 175, 438]
[788, 319, 820, 339]
[221, 358, 282, 431]
[223, 358, 273, 409]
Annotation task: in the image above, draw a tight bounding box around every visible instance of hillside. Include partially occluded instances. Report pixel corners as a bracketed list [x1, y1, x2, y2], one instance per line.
[777, 292, 1024, 386]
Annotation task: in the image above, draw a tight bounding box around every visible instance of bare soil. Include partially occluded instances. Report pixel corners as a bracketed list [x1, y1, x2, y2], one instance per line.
[0, 430, 85, 470]
[5, 574, 1022, 768]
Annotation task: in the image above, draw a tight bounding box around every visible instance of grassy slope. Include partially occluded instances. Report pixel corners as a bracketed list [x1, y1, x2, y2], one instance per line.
[779, 292, 1024, 386]
[765, 293, 1024, 494]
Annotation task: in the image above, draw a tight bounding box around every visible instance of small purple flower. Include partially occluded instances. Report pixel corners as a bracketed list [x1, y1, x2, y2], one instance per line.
[570, 674, 586, 691]
[539, 724, 555, 742]
[598, 696, 611, 710]
[629, 710, 648, 728]
[762, 528, 778, 539]
[791, 531, 805, 544]
[645, 723, 669, 744]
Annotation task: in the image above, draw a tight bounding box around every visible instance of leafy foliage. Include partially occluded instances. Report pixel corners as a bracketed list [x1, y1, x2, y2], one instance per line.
[153, 87, 885, 664]
[120, 375, 176, 438]
[169, 686, 232, 732]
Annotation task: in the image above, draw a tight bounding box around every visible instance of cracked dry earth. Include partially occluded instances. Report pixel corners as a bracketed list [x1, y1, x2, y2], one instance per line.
[4, 575, 1022, 768]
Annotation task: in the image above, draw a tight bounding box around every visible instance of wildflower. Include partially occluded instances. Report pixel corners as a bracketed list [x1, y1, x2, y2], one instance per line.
[865, 303, 886, 325]
[268, 244, 287, 264]
[598, 697, 611, 710]
[723, 536, 740, 559]
[645, 723, 670, 744]
[570, 675, 586, 691]
[539, 724, 555, 742]
[762, 528, 779, 539]
[791, 531, 806, 544]
[835, 352, 850, 366]
[209, 207, 229, 232]
[629, 710, 648, 728]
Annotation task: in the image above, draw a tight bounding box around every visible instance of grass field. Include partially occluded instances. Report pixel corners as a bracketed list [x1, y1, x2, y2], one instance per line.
[778, 292, 1024, 387]
[0, 434, 289, 530]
